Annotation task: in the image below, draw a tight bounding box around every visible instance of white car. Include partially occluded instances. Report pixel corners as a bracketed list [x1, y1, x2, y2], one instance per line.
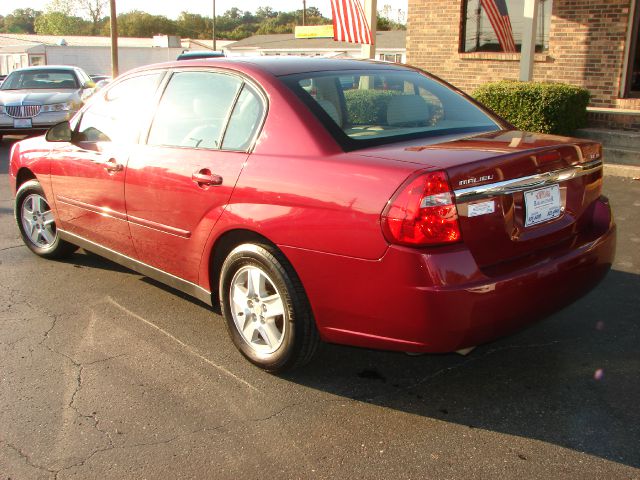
[0, 65, 92, 140]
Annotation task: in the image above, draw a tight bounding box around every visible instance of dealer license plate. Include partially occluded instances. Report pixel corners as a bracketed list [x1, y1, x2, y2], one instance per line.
[13, 118, 32, 128]
[524, 184, 562, 227]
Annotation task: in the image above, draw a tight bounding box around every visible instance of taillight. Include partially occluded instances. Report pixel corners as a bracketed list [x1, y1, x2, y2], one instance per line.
[381, 170, 461, 246]
[578, 142, 602, 163]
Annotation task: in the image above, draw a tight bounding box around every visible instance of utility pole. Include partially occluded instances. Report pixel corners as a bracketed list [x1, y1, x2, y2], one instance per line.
[302, 0, 306, 26]
[212, 0, 217, 51]
[109, 0, 118, 77]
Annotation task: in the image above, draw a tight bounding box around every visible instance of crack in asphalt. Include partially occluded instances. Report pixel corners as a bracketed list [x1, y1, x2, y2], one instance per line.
[48, 398, 347, 477]
[0, 286, 128, 478]
[50, 427, 229, 479]
[0, 244, 22, 252]
[53, 445, 116, 480]
[54, 405, 332, 477]
[0, 279, 574, 476]
[0, 336, 27, 347]
[37, 351, 127, 480]
[1, 439, 56, 476]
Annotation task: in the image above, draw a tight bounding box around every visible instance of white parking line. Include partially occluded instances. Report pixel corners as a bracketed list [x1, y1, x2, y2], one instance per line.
[106, 296, 261, 394]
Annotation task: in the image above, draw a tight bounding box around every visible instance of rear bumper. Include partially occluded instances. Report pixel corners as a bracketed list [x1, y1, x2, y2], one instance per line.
[282, 196, 616, 353]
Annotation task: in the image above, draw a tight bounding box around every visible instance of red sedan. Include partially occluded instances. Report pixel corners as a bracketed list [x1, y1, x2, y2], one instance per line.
[9, 58, 615, 372]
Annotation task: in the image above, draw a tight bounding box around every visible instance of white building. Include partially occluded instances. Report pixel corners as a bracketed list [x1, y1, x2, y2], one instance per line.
[224, 30, 406, 63]
[0, 34, 235, 76]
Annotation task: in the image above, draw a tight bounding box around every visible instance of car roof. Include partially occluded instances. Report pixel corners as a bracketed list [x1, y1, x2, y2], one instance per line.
[155, 56, 409, 77]
[10, 65, 80, 72]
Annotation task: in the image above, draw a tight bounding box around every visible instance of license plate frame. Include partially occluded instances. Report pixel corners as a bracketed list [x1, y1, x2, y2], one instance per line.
[13, 118, 33, 129]
[524, 184, 562, 227]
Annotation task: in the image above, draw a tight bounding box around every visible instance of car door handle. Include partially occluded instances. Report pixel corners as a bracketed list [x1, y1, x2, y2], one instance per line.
[192, 169, 223, 186]
[104, 158, 124, 172]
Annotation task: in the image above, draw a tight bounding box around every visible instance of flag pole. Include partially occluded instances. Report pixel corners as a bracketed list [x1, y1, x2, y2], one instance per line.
[519, 0, 539, 80]
[361, 0, 377, 59]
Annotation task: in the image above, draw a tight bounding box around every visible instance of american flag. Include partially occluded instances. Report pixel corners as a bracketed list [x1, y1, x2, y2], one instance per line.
[480, 0, 517, 52]
[330, 0, 373, 45]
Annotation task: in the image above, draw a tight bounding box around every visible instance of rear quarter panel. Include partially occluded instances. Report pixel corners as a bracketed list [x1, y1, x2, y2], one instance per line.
[218, 151, 418, 260]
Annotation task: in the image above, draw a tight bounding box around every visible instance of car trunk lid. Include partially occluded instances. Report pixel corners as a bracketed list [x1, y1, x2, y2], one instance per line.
[360, 130, 604, 270]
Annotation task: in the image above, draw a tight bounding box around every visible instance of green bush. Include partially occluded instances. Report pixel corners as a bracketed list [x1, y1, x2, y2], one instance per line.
[343, 89, 401, 125]
[473, 81, 590, 135]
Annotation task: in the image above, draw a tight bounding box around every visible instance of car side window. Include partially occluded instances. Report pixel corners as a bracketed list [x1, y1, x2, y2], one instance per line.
[147, 71, 242, 149]
[221, 84, 264, 151]
[76, 72, 163, 144]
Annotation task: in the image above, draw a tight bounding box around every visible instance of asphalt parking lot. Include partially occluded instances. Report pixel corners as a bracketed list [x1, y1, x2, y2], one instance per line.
[0, 136, 639, 480]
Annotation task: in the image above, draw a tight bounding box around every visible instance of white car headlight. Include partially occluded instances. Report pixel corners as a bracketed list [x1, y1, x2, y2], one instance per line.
[41, 102, 73, 113]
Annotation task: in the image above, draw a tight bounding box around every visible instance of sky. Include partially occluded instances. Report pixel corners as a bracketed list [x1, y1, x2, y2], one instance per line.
[2, 0, 409, 23]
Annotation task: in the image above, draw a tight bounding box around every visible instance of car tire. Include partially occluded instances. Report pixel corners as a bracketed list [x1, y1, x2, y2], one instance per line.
[15, 180, 77, 259]
[219, 243, 320, 373]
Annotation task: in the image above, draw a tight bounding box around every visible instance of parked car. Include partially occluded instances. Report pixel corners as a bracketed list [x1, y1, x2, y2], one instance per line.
[9, 58, 615, 372]
[89, 74, 111, 83]
[0, 65, 92, 140]
[177, 50, 225, 60]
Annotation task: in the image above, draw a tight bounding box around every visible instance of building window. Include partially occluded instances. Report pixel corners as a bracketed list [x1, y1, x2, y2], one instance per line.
[29, 55, 45, 66]
[461, 0, 552, 53]
[378, 53, 403, 63]
[625, 2, 640, 97]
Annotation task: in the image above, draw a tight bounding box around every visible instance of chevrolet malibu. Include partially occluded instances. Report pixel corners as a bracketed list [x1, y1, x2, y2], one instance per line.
[0, 65, 92, 140]
[9, 58, 615, 372]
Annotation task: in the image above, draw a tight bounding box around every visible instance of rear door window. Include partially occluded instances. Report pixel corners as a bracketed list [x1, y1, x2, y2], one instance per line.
[221, 84, 265, 151]
[147, 71, 242, 149]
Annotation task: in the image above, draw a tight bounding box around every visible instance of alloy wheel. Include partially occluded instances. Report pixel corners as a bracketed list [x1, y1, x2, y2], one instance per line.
[21, 193, 57, 248]
[229, 265, 286, 354]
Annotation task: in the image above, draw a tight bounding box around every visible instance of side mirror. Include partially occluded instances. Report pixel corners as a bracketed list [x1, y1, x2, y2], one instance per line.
[83, 81, 95, 89]
[81, 88, 95, 102]
[46, 121, 72, 142]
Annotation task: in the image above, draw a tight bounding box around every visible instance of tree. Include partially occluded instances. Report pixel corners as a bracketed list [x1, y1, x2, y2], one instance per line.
[3, 8, 41, 33]
[76, 0, 108, 34]
[255, 7, 276, 19]
[377, 12, 406, 31]
[116, 10, 177, 37]
[176, 12, 209, 39]
[0, 5, 334, 40]
[224, 8, 244, 20]
[305, 7, 323, 18]
[45, 0, 76, 16]
[34, 11, 89, 35]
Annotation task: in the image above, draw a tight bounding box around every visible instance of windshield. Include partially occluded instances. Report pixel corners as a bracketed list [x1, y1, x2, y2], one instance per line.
[282, 69, 500, 149]
[0, 69, 79, 90]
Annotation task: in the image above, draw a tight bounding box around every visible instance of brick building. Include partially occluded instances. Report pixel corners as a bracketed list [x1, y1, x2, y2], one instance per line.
[406, 0, 640, 129]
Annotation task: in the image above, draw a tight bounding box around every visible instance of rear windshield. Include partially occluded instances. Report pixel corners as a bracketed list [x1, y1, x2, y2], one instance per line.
[281, 69, 500, 149]
[0, 69, 79, 90]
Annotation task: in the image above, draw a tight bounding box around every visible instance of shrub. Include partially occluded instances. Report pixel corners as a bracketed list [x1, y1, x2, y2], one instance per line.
[343, 89, 401, 125]
[473, 81, 590, 135]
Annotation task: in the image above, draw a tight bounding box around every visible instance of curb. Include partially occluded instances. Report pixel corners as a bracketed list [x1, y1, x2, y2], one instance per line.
[604, 163, 640, 179]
